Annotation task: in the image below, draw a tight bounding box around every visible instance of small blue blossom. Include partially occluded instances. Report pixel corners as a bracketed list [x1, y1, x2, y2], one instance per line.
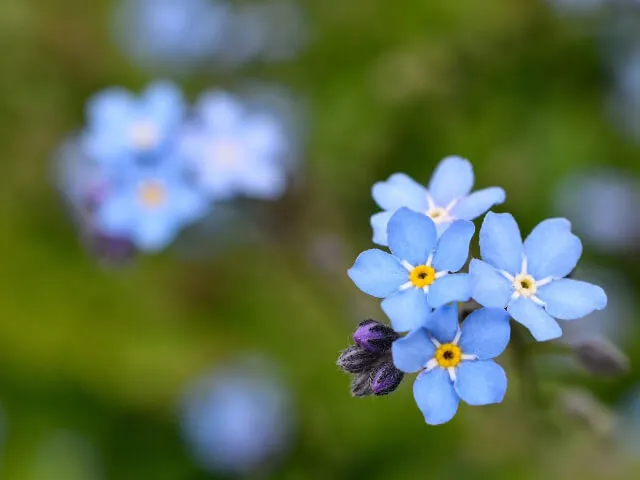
[348, 208, 474, 332]
[392, 305, 511, 425]
[94, 155, 208, 252]
[179, 91, 289, 201]
[82, 81, 185, 166]
[371, 156, 505, 245]
[470, 212, 608, 342]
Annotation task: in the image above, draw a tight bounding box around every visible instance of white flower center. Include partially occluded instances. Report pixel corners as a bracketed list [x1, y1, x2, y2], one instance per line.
[209, 140, 243, 170]
[425, 206, 452, 224]
[513, 273, 537, 297]
[129, 121, 159, 150]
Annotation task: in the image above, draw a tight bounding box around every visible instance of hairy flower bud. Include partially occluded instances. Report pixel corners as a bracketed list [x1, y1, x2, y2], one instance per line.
[350, 371, 374, 397]
[337, 346, 378, 374]
[370, 361, 404, 396]
[573, 338, 630, 376]
[353, 319, 399, 353]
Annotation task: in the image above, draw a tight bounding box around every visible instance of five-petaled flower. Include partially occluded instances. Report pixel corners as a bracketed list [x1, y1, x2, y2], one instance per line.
[470, 212, 608, 342]
[370, 156, 505, 245]
[392, 305, 511, 425]
[348, 207, 474, 332]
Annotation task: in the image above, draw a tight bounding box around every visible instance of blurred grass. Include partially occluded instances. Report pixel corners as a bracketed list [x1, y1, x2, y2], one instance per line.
[1, 0, 640, 478]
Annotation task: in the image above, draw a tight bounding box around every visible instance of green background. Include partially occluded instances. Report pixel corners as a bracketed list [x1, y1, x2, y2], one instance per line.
[1, 0, 639, 478]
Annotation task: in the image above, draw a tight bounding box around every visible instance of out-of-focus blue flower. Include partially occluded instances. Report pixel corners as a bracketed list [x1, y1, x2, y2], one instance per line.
[392, 305, 511, 425]
[608, 48, 640, 143]
[179, 91, 289, 200]
[470, 212, 608, 342]
[554, 169, 640, 253]
[82, 81, 185, 166]
[112, 0, 229, 72]
[180, 359, 294, 475]
[547, 0, 607, 15]
[371, 156, 505, 245]
[94, 156, 208, 252]
[348, 208, 474, 332]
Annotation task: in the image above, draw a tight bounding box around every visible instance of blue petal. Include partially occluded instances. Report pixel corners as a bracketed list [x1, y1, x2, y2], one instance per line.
[413, 368, 459, 425]
[172, 186, 208, 224]
[134, 216, 179, 252]
[425, 304, 459, 344]
[432, 220, 475, 272]
[459, 308, 511, 360]
[428, 156, 474, 206]
[392, 329, 435, 373]
[95, 195, 135, 234]
[427, 273, 471, 309]
[454, 360, 507, 406]
[143, 81, 185, 125]
[196, 91, 243, 130]
[348, 249, 407, 298]
[537, 279, 608, 320]
[523, 218, 583, 279]
[372, 173, 429, 212]
[507, 297, 562, 342]
[86, 88, 136, 128]
[469, 259, 513, 308]
[387, 208, 437, 266]
[381, 288, 432, 332]
[479, 212, 523, 274]
[451, 187, 506, 221]
[370, 211, 393, 246]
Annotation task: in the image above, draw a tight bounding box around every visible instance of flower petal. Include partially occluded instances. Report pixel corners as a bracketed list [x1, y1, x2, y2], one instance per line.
[348, 249, 408, 298]
[382, 288, 432, 333]
[508, 296, 562, 342]
[134, 216, 179, 252]
[523, 218, 583, 279]
[413, 368, 460, 425]
[469, 259, 513, 309]
[432, 220, 475, 272]
[454, 360, 507, 406]
[425, 304, 459, 344]
[451, 187, 506, 221]
[370, 211, 394, 246]
[391, 329, 435, 373]
[459, 308, 511, 360]
[143, 81, 184, 126]
[387, 208, 437, 266]
[537, 279, 608, 320]
[372, 173, 429, 212]
[428, 156, 474, 206]
[479, 212, 523, 274]
[427, 273, 471, 309]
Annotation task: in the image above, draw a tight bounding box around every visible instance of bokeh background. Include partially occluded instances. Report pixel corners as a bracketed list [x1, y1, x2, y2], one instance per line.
[2, 0, 640, 478]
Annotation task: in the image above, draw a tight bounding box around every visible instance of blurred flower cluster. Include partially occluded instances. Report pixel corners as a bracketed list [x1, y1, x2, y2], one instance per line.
[180, 357, 294, 475]
[340, 157, 613, 425]
[112, 0, 307, 74]
[55, 81, 295, 261]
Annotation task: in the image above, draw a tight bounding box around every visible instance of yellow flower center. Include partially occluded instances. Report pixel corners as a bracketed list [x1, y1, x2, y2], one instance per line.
[137, 180, 167, 209]
[426, 207, 449, 224]
[513, 273, 537, 297]
[410, 265, 436, 288]
[435, 343, 462, 368]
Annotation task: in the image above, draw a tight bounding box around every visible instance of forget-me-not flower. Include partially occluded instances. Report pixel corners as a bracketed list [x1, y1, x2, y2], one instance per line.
[371, 156, 505, 245]
[392, 305, 511, 425]
[470, 212, 608, 342]
[94, 155, 208, 252]
[83, 81, 185, 166]
[179, 91, 289, 200]
[348, 207, 474, 332]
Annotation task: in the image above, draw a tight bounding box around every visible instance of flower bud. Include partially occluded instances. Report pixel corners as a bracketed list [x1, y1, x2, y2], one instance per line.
[573, 338, 630, 376]
[337, 346, 378, 374]
[352, 319, 399, 353]
[370, 361, 404, 396]
[350, 371, 374, 397]
[86, 231, 137, 266]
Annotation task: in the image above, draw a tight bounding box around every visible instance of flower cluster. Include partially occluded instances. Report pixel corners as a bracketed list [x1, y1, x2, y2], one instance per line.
[55, 81, 292, 257]
[343, 156, 608, 425]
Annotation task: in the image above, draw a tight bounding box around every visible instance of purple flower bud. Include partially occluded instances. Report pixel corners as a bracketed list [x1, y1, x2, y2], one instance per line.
[370, 361, 404, 396]
[337, 345, 378, 374]
[86, 231, 137, 266]
[350, 371, 374, 397]
[352, 319, 399, 353]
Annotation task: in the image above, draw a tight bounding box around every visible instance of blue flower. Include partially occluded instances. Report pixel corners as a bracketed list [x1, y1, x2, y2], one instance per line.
[371, 156, 505, 245]
[82, 81, 185, 166]
[179, 91, 289, 200]
[94, 155, 208, 252]
[470, 212, 608, 342]
[392, 305, 511, 425]
[348, 208, 475, 332]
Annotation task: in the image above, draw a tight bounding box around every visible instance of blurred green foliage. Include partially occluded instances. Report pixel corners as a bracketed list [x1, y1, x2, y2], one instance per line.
[1, 0, 639, 478]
